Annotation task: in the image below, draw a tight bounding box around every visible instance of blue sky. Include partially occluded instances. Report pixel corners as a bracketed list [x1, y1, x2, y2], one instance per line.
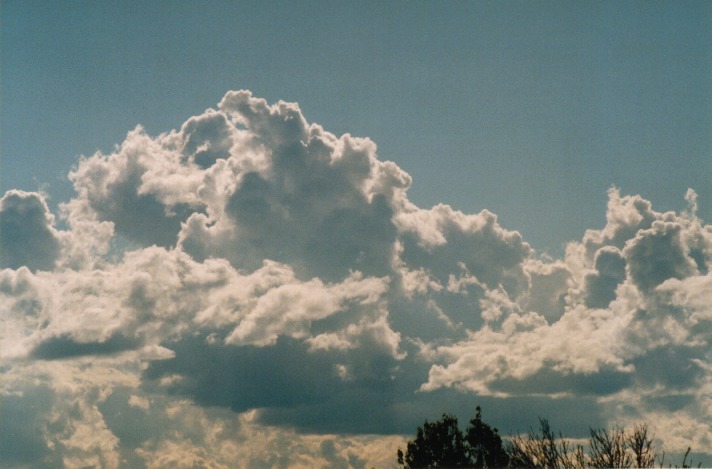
[4, 0, 710, 254]
[2, 1, 712, 467]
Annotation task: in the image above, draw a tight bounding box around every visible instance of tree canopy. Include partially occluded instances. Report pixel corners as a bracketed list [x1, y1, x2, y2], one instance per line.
[397, 408, 700, 469]
[397, 406, 508, 468]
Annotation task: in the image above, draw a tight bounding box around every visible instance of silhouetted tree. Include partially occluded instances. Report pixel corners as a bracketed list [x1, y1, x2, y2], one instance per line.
[659, 447, 703, 469]
[398, 411, 700, 469]
[509, 419, 698, 469]
[509, 418, 585, 469]
[397, 408, 509, 468]
[466, 406, 510, 468]
[397, 413, 470, 468]
[588, 426, 631, 468]
[627, 424, 655, 468]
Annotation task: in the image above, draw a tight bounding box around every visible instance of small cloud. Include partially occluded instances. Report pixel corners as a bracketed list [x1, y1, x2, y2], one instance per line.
[0, 190, 62, 271]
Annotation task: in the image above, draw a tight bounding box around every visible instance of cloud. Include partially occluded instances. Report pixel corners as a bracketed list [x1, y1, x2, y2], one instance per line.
[2, 91, 712, 465]
[0, 190, 62, 271]
[417, 187, 712, 456]
[0, 385, 58, 467]
[31, 333, 138, 360]
[583, 246, 627, 308]
[180, 91, 407, 281]
[142, 335, 408, 435]
[522, 259, 570, 321]
[395, 204, 532, 296]
[67, 126, 203, 248]
[625, 220, 698, 292]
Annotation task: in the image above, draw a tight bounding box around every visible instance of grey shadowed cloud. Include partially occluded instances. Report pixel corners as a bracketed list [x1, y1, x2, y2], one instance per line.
[31, 333, 138, 360]
[0, 190, 62, 271]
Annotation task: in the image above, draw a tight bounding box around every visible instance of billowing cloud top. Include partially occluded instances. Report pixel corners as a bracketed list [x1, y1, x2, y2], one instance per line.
[2, 91, 711, 467]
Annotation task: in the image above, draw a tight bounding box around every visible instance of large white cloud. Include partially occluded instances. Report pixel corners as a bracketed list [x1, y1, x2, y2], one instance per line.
[2, 91, 711, 466]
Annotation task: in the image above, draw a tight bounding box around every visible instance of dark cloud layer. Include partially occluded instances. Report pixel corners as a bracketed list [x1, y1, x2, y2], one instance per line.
[31, 333, 139, 360]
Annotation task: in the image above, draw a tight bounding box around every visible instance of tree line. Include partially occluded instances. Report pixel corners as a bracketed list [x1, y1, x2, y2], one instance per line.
[397, 407, 700, 468]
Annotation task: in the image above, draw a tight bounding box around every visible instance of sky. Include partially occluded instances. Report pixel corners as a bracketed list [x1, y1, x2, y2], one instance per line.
[1, 1, 711, 467]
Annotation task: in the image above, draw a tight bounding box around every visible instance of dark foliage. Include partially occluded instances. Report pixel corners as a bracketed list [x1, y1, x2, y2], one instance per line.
[466, 407, 510, 468]
[397, 406, 508, 468]
[398, 409, 700, 468]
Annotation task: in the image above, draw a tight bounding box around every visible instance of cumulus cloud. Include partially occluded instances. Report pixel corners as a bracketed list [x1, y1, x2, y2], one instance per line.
[583, 246, 626, 308]
[0, 190, 62, 271]
[179, 91, 407, 281]
[418, 187, 712, 454]
[625, 220, 699, 292]
[2, 91, 712, 465]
